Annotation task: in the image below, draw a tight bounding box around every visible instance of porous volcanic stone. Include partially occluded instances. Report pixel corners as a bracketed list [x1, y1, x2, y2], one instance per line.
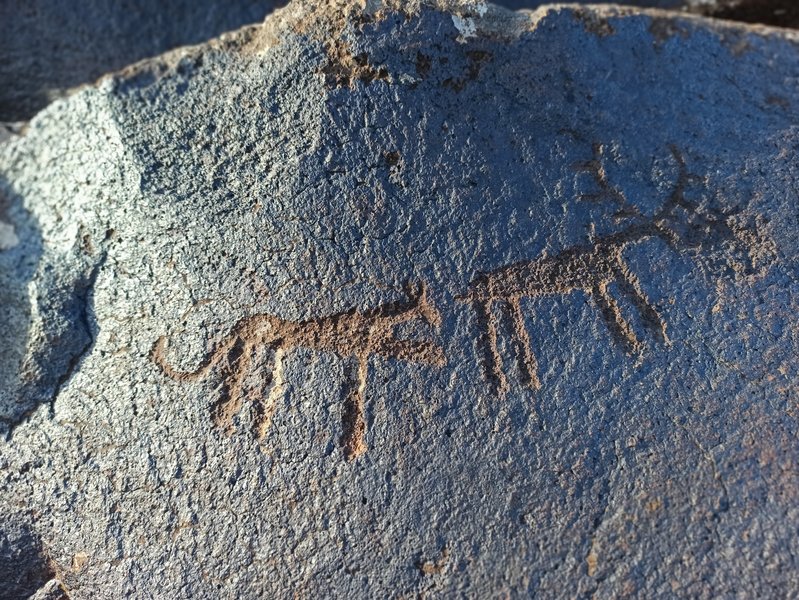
[1, 0, 798, 597]
[4, 0, 793, 123]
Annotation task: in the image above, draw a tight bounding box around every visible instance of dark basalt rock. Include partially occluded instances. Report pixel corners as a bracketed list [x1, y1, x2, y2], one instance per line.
[1, 0, 798, 596]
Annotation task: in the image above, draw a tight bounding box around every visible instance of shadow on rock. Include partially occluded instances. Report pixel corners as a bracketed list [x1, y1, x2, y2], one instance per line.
[0, 520, 58, 599]
[0, 0, 287, 121]
[499, 0, 683, 8]
[0, 173, 111, 438]
[0, 178, 42, 437]
[706, 0, 799, 28]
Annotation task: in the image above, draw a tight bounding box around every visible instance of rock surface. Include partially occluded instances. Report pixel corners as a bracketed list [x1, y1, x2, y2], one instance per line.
[4, 0, 795, 123]
[1, 0, 799, 596]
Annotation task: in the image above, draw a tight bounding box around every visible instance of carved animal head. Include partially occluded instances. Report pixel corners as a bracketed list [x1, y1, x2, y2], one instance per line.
[399, 281, 441, 327]
[462, 272, 491, 303]
[651, 148, 766, 277]
[369, 281, 446, 367]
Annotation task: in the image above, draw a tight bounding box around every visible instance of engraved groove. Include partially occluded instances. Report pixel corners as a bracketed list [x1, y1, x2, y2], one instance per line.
[251, 348, 279, 440]
[464, 144, 760, 395]
[152, 282, 445, 457]
[508, 298, 540, 390]
[592, 282, 642, 355]
[341, 357, 368, 461]
[152, 144, 767, 446]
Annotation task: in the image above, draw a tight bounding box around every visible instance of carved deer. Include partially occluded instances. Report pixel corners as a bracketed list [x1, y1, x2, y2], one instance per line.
[464, 144, 753, 395]
[152, 282, 445, 460]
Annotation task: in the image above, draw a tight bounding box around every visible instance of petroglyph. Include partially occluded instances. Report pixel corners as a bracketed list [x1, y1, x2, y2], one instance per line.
[152, 283, 445, 460]
[153, 144, 766, 436]
[464, 144, 761, 395]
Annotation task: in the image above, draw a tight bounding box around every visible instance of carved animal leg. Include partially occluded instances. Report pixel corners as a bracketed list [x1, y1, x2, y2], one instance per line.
[614, 265, 669, 345]
[592, 283, 644, 356]
[473, 299, 508, 397]
[340, 356, 368, 461]
[251, 347, 285, 440]
[416, 281, 442, 327]
[508, 299, 541, 390]
[211, 337, 253, 434]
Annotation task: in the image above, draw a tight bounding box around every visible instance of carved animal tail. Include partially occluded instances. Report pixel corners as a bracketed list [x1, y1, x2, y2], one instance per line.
[151, 330, 257, 435]
[150, 333, 238, 383]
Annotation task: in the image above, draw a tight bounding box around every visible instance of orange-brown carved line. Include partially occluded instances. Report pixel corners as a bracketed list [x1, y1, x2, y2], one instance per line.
[150, 333, 239, 383]
[473, 299, 508, 397]
[508, 298, 541, 390]
[341, 357, 368, 461]
[592, 283, 643, 356]
[150, 283, 446, 457]
[211, 338, 254, 433]
[251, 348, 282, 440]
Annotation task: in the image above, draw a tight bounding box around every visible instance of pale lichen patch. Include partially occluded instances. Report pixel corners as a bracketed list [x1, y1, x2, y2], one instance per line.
[451, 14, 478, 40]
[0, 221, 19, 250]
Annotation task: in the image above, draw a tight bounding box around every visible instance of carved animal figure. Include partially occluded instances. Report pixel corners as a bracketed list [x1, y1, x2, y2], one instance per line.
[464, 144, 753, 395]
[152, 282, 445, 460]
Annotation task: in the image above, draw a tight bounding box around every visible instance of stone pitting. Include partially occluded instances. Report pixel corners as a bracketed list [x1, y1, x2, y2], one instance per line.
[0, 1, 797, 597]
[152, 282, 445, 460]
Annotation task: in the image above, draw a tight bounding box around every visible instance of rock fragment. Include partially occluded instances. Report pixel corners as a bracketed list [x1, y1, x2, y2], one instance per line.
[1, 0, 798, 596]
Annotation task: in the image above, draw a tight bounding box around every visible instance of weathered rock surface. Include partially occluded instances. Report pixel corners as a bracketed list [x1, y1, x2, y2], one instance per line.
[4, 0, 796, 123]
[1, 0, 799, 596]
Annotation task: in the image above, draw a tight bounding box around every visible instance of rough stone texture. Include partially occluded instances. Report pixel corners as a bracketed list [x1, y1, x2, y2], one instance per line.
[1, 0, 799, 596]
[0, 0, 287, 121]
[0, 519, 60, 599]
[3, 0, 795, 123]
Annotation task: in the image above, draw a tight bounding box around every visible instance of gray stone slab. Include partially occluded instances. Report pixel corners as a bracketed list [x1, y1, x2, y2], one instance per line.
[1, 0, 798, 596]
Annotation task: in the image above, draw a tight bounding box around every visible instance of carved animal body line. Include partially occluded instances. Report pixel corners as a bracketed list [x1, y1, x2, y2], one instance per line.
[152, 145, 757, 452]
[151, 283, 445, 460]
[464, 144, 748, 395]
[466, 237, 666, 395]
